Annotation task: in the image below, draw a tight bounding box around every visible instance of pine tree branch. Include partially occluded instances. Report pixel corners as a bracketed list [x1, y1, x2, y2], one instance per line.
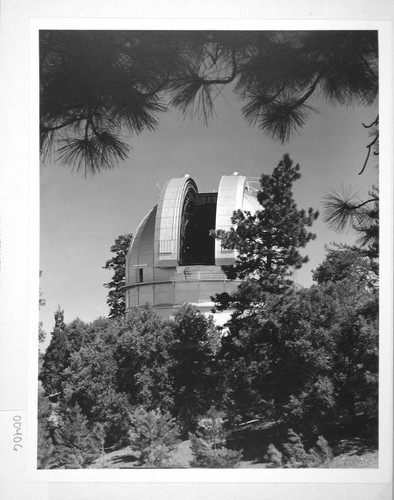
[358, 133, 379, 175]
[41, 115, 90, 133]
[197, 49, 237, 85]
[362, 115, 379, 129]
[287, 73, 323, 111]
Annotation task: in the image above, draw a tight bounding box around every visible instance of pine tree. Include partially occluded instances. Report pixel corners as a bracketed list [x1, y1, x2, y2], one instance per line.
[115, 306, 176, 411]
[323, 186, 379, 258]
[128, 407, 180, 467]
[103, 234, 133, 318]
[282, 428, 312, 467]
[169, 305, 222, 436]
[37, 421, 58, 469]
[39, 306, 67, 396]
[189, 408, 243, 468]
[212, 155, 318, 423]
[59, 317, 132, 448]
[37, 388, 58, 469]
[54, 404, 102, 468]
[214, 154, 318, 315]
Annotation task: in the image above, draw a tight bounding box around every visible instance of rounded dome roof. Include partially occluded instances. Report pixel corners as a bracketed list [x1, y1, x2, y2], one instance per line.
[127, 173, 261, 274]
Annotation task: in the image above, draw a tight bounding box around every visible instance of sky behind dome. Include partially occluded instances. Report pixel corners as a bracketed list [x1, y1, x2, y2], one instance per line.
[39, 78, 378, 344]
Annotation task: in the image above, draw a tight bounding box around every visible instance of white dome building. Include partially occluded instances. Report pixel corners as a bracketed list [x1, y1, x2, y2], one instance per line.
[125, 172, 260, 319]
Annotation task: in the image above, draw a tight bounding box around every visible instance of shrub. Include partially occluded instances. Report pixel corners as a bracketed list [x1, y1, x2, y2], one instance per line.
[54, 404, 104, 468]
[128, 407, 180, 467]
[282, 428, 313, 468]
[189, 408, 243, 468]
[37, 388, 58, 469]
[37, 421, 58, 469]
[264, 443, 283, 468]
[309, 435, 334, 467]
[264, 429, 333, 468]
[91, 422, 107, 468]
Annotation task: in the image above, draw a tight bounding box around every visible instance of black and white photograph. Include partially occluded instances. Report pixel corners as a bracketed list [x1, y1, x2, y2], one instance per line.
[0, 1, 392, 500]
[38, 28, 381, 470]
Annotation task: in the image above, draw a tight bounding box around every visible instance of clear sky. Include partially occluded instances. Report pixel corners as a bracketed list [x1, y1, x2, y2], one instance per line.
[39, 84, 378, 344]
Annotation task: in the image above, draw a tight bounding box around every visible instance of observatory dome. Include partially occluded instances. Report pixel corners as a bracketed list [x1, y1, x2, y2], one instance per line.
[125, 173, 260, 318]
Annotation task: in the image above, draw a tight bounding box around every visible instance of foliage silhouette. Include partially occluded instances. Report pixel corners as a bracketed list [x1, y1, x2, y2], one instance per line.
[40, 30, 378, 174]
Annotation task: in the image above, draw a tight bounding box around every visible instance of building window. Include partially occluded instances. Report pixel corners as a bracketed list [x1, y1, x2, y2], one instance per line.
[136, 268, 143, 283]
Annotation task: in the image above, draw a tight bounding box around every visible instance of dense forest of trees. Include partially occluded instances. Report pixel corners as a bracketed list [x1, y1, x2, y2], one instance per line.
[38, 247, 378, 468]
